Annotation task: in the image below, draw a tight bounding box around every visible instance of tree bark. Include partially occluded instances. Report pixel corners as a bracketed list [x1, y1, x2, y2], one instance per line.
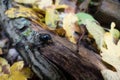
[0, 0, 106, 80]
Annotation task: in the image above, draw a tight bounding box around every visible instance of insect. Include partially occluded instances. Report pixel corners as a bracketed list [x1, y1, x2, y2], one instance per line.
[39, 33, 52, 45]
[14, 18, 53, 47]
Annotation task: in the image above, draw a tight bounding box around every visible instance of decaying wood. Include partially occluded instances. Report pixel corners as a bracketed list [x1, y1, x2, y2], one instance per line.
[35, 25, 106, 80]
[0, 0, 106, 80]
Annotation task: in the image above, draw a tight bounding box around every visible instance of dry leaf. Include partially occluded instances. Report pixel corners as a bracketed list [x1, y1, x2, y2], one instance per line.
[0, 57, 10, 75]
[100, 30, 120, 80]
[5, 5, 47, 29]
[52, 0, 68, 9]
[54, 28, 66, 36]
[5, 5, 43, 19]
[45, 8, 59, 30]
[110, 22, 120, 40]
[0, 57, 9, 66]
[14, 0, 53, 10]
[9, 71, 29, 80]
[14, 0, 38, 4]
[21, 67, 33, 78]
[10, 61, 24, 73]
[0, 74, 9, 80]
[63, 13, 79, 43]
[76, 12, 105, 49]
[101, 69, 120, 80]
[36, 0, 53, 9]
[45, 0, 68, 30]
[10, 61, 33, 80]
[0, 61, 33, 80]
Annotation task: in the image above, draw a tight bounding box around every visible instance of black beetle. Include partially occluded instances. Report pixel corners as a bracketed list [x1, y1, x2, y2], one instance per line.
[39, 34, 52, 45]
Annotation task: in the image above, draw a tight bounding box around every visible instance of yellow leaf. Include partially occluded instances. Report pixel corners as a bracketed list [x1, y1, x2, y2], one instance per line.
[5, 5, 46, 30]
[100, 29, 120, 80]
[21, 68, 33, 78]
[14, 0, 38, 4]
[10, 61, 32, 79]
[54, 28, 66, 36]
[5, 5, 43, 20]
[0, 57, 8, 66]
[0, 57, 10, 74]
[0, 57, 10, 79]
[55, 5, 68, 9]
[101, 69, 120, 80]
[0, 74, 9, 80]
[54, 0, 68, 9]
[5, 5, 35, 18]
[63, 13, 79, 44]
[0, 61, 33, 80]
[110, 22, 120, 40]
[10, 61, 24, 73]
[101, 33, 120, 67]
[9, 71, 27, 80]
[45, 8, 59, 30]
[36, 0, 53, 9]
[76, 12, 105, 49]
[85, 20, 105, 49]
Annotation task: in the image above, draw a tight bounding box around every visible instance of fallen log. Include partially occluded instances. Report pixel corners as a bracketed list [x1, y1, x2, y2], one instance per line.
[0, 0, 106, 80]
